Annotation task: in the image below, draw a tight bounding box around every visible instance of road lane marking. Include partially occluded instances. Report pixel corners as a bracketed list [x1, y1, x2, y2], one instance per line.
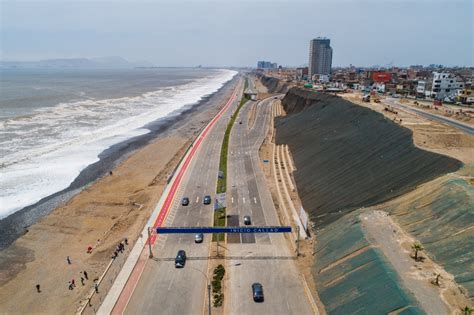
[231, 197, 234, 203]
[196, 196, 199, 203]
[243, 197, 245, 204]
[254, 197, 257, 204]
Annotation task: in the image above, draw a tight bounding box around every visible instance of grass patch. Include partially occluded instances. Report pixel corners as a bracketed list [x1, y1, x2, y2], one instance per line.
[212, 207, 226, 242]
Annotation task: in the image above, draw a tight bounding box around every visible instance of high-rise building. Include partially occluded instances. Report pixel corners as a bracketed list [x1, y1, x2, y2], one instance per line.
[308, 38, 333, 78]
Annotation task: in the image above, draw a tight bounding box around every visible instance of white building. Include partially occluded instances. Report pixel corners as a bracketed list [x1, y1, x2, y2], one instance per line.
[431, 72, 464, 100]
[308, 38, 333, 78]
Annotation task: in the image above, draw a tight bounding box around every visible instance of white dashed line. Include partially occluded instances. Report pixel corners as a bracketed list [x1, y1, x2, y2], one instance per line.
[254, 197, 257, 204]
[196, 197, 199, 203]
[232, 197, 234, 203]
[243, 197, 246, 204]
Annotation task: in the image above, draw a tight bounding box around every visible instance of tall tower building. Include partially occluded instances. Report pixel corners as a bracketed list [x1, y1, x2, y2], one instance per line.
[308, 37, 333, 78]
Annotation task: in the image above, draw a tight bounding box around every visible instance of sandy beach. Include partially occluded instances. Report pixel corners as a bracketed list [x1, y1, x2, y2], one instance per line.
[0, 77, 239, 314]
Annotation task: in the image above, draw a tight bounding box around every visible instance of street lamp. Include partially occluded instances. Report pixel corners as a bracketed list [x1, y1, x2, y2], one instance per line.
[187, 266, 212, 315]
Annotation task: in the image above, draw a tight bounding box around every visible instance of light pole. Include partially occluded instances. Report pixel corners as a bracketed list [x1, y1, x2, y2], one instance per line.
[147, 227, 153, 258]
[188, 266, 211, 315]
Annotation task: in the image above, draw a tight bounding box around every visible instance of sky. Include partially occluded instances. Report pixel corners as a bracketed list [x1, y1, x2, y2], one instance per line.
[1, 0, 473, 67]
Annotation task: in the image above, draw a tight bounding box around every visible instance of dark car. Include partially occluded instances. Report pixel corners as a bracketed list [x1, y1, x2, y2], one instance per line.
[243, 215, 251, 225]
[252, 283, 264, 302]
[203, 195, 212, 205]
[175, 250, 186, 268]
[181, 197, 189, 206]
[239, 121, 242, 124]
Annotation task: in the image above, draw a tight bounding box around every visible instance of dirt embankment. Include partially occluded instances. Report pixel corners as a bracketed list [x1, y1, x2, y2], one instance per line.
[275, 87, 462, 228]
[257, 74, 290, 94]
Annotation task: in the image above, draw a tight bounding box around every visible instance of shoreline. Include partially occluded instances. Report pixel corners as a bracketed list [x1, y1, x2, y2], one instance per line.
[0, 75, 240, 313]
[0, 75, 238, 250]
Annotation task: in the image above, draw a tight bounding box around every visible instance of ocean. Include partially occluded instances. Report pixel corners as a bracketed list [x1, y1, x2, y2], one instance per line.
[0, 68, 237, 219]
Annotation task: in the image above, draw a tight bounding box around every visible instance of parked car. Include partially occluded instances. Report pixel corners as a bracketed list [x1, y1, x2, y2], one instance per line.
[252, 283, 264, 302]
[195, 233, 204, 243]
[181, 197, 189, 206]
[243, 215, 251, 225]
[203, 195, 212, 205]
[175, 250, 186, 268]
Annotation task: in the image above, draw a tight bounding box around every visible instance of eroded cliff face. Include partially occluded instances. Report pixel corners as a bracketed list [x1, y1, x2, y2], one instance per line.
[258, 75, 290, 93]
[276, 87, 462, 227]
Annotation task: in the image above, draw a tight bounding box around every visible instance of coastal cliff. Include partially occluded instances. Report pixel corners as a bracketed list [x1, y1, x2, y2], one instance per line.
[274, 87, 472, 313]
[276, 88, 461, 227]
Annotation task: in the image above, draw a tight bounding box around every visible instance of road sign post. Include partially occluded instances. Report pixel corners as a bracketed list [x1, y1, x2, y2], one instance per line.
[296, 226, 300, 257]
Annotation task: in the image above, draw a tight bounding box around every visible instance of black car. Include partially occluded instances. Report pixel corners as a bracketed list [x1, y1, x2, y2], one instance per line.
[181, 197, 189, 206]
[243, 215, 251, 225]
[203, 195, 212, 205]
[175, 250, 186, 268]
[252, 283, 264, 302]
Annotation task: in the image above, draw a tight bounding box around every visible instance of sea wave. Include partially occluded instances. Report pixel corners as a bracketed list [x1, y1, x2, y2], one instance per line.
[0, 69, 237, 218]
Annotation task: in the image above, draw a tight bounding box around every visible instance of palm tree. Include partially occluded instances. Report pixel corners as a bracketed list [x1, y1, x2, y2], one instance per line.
[411, 242, 424, 261]
[461, 306, 473, 315]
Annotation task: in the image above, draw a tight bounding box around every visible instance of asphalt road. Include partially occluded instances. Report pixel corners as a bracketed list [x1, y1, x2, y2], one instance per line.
[123, 79, 243, 315]
[226, 95, 314, 314]
[385, 98, 474, 136]
[123, 78, 313, 314]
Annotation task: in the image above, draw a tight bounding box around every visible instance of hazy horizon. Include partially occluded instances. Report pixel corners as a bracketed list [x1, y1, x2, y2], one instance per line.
[1, 0, 473, 67]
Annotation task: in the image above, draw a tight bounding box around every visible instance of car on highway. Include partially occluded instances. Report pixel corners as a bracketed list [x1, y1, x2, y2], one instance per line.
[252, 283, 264, 302]
[195, 233, 203, 243]
[243, 215, 251, 225]
[181, 197, 189, 206]
[175, 250, 187, 268]
[203, 195, 212, 205]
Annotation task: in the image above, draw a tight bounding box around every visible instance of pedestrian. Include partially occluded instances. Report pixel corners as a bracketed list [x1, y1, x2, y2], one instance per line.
[68, 281, 73, 290]
[94, 282, 99, 293]
[67, 256, 71, 264]
[124, 238, 128, 245]
[80, 277, 85, 286]
[112, 251, 118, 259]
[83, 270, 88, 280]
[71, 279, 76, 288]
[36, 284, 41, 293]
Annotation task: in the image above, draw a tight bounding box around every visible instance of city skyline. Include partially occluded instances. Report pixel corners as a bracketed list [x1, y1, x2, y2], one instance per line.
[1, 0, 472, 67]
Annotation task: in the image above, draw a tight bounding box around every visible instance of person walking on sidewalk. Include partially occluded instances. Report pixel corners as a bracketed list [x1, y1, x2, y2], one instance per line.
[94, 282, 99, 293]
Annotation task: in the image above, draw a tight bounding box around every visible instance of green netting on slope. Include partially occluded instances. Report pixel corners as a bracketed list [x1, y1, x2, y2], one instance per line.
[387, 177, 474, 297]
[313, 214, 424, 314]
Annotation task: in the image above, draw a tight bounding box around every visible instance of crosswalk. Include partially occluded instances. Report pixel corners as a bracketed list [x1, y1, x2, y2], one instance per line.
[229, 196, 259, 204]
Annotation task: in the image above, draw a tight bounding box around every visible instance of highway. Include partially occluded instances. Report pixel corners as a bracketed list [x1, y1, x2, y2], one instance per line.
[121, 79, 244, 314]
[385, 98, 474, 136]
[112, 75, 314, 314]
[225, 92, 314, 314]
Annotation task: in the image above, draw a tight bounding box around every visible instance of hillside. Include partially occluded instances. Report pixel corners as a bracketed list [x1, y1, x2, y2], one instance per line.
[275, 88, 462, 227]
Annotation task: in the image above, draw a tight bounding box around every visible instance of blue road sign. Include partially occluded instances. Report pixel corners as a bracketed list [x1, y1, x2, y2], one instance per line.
[156, 226, 291, 234]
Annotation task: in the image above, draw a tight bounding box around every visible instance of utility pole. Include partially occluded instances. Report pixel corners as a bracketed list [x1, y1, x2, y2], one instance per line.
[208, 283, 212, 315]
[147, 227, 153, 258]
[296, 226, 300, 257]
